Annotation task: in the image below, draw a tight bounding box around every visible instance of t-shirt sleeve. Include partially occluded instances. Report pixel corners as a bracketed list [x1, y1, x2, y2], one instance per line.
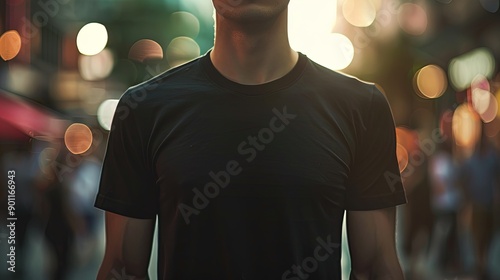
[345, 86, 407, 210]
[94, 91, 158, 218]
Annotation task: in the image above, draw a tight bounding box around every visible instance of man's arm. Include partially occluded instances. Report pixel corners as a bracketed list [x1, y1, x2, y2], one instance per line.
[347, 207, 404, 280]
[97, 212, 156, 280]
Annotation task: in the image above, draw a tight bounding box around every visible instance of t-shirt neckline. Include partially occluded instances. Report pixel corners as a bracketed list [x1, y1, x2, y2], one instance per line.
[200, 50, 307, 96]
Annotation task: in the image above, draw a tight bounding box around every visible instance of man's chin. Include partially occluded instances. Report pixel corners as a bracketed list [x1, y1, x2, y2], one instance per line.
[216, 5, 286, 24]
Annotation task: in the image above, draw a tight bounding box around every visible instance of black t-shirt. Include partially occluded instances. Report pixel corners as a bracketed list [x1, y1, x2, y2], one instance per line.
[95, 51, 407, 280]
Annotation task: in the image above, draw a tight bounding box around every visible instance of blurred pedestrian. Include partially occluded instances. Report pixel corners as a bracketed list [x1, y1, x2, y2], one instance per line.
[460, 132, 500, 279]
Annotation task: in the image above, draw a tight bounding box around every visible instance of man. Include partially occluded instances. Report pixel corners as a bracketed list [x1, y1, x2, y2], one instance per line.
[95, 0, 407, 279]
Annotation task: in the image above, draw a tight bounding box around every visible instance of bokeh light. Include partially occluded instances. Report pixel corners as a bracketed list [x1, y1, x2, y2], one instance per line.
[170, 11, 200, 39]
[289, 0, 337, 56]
[166, 36, 200, 67]
[414, 65, 448, 99]
[78, 48, 114, 81]
[472, 88, 491, 115]
[449, 48, 496, 91]
[76, 23, 108, 56]
[470, 75, 498, 123]
[97, 99, 119, 131]
[128, 39, 164, 63]
[398, 3, 428, 36]
[64, 123, 93, 155]
[342, 0, 376, 27]
[396, 143, 409, 172]
[477, 91, 498, 123]
[0, 30, 22, 61]
[471, 75, 490, 92]
[398, 127, 419, 149]
[305, 33, 355, 71]
[452, 104, 481, 148]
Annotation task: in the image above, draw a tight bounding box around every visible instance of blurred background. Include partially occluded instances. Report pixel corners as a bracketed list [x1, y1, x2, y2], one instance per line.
[0, 0, 499, 279]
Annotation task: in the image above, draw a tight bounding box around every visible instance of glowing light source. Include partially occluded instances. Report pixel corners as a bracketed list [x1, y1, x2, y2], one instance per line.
[78, 48, 114, 81]
[471, 75, 490, 92]
[289, 0, 338, 61]
[170, 11, 200, 39]
[473, 90, 498, 123]
[64, 123, 93, 155]
[166, 37, 200, 67]
[449, 48, 495, 91]
[128, 39, 164, 63]
[396, 127, 418, 153]
[304, 33, 355, 71]
[452, 104, 481, 148]
[76, 23, 108, 56]
[472, 88, 491, 115]
[470, 75, 497, 123]
[414, 65, 448, 99]
[0, 30, 22, 61]
[398, 3, 428, 36]
[342, 0, 376, 27]
[97, 99, 119, 131]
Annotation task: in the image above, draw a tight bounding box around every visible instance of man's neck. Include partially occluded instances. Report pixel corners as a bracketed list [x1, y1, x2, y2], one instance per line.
[210, 10, 299, 85]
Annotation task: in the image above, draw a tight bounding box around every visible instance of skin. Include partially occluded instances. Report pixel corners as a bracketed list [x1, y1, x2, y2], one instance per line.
[97, 1, 405, 279]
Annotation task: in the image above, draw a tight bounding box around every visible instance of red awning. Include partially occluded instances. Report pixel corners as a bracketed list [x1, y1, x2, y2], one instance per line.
[0, 90, 66, 141]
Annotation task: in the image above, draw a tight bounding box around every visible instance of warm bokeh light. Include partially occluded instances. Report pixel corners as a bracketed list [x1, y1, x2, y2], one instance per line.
[0, 30, 22, 61]
[304, 33, 355, 71]
[472, 88, 491, 115]
[97, 99, 119, 131]
[128, 39, 164, 63]
[78, 48, 114, 81]
[166, 36, 200, 67]
[170, 11, 200, 39]
[452, 104, 481, 148]
[288, 0, 337, 56]
[449, 48, 496, 91]
[76, 23, 108, 56]
[396, 127, 419, 154]
[479, 92, 498, 123]
[414, 65, 448, 99]
[471, 75, 490, 92]
[342, 0, 376, 27]
[470, 76, 498, 123]
[396, 143, 409, 172]
[64, 123, 93, 155]
[398, 3, 428, 36]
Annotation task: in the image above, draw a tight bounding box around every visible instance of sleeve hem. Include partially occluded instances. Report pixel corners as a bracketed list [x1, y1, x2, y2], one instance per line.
[345, 190, 407, 211]
[94, 193, 157, 219]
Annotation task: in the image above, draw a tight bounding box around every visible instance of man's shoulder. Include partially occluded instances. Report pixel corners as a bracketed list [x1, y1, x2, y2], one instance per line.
[127, 57, 203, 97]
[117, 55, 210, 110]
[304, 56, 378, 107]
